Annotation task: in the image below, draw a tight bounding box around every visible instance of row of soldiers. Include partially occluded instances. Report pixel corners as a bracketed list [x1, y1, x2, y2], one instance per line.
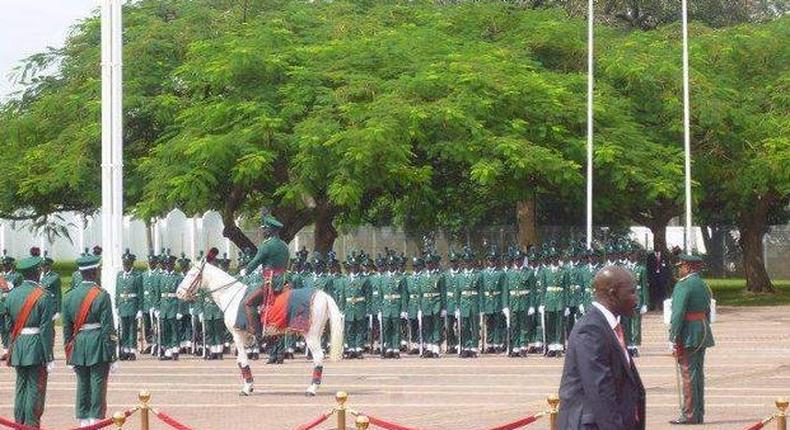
[283, 243, 649, 359]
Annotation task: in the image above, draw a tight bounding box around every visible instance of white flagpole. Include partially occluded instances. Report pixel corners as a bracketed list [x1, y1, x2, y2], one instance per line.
[100, 0, 123, 304]
[681, 0, 693, 253]
[585, 0, 594, 250]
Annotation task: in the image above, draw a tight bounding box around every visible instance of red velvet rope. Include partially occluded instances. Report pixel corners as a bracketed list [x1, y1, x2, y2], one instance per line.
[484, 414, 541, 430]
[0, 408, 137, 430]
[293, 411, 332, 430]
[154, 410, 196, 430]
[741, 422, 765, 430]
[366, 415, 422, 430]
[362, 412, 543, 430]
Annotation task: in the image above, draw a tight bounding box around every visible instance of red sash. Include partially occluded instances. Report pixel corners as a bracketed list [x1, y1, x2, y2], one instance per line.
[65, 286, 101, 362]
[6, 287, 44, 366]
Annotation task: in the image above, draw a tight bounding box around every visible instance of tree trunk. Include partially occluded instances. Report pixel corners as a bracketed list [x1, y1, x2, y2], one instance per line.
[221, 213, 255, 253]
[647, 218, 670, 253]
[313, 203, 338, 253]
[272, 206, 313, 245]
[516, 198, 539, 250]
[738, 201, 774, 293]
[701, 225, 727, 277]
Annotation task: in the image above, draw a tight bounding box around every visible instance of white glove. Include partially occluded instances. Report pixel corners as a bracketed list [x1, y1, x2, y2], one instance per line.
[417, 310, 423, 320]
[46, 361, 54, 373]
[564, 308, 571, 317]
[154, 310, 160, 318]
[502, 307, 510, 319]
[400, 312, 408, 320]
[239, 268, 247, 276]
[66, 364, 75, 371]
[579, 304, 585, 314]
[199, 313, 205, 323]
[640, 305, 648, 315]
[538, 305, 545, 314]
[136, 310, 143, 320]
[176, 313, 183, 320]
[454, 309, 460, 319]
[110, 362, 120, 374]
[52, 312, 60, 321]
[440, 310, 447, 318]
[528, 307, 535, 316]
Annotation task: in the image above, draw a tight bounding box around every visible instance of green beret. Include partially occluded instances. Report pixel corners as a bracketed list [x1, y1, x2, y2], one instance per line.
[17, 256, 43, 273]
[76, 254, 102, 271]
[260, 215, 283, 229]
[677, 254, 704, 263]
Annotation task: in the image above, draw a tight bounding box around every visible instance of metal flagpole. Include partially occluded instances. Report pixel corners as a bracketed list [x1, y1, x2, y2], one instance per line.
[100, 0, 124, 307]
[681, 0, 693, 253]
[585, 0, 594, 250]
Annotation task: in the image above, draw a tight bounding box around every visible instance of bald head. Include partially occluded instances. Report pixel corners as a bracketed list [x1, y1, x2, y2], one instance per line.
[594, 265, 638, 317]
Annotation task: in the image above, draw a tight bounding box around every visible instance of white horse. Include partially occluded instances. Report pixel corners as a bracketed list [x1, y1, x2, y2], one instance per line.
[176, 261, 343, 396]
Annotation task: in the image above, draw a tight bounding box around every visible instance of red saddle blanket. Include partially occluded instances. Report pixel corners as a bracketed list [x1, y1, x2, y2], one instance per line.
[262, 287, 316, 336]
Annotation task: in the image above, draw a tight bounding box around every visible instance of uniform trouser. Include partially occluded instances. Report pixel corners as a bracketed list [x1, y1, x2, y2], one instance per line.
[345, 319, 366, 350]
[460, 315, 480, 350]
[178, 317, 192, 345]
[509, 310, 528, 349]
[162, 317, 178, 349]
[142, 312, 154, 344]
[120, 316, 138, 350]
[0, 314, 8, 348]
[421, 314, 441, 346]
[205, 319, 225, 347]
[622, 314, 642, 346]
[445, 314, 457, 348]
[383, 317, 401, 351]
[15, 365, 47, 427]
[676, 346, 706, 422]
[526, 311, 541, 345]
[484, 313, 503, 346]
[545, 311, 564, 349]
[408, 319, 419, 348]
[74, 363, 110, 420]
[565, 306, 579, 338]
[266, 336, 284, 358]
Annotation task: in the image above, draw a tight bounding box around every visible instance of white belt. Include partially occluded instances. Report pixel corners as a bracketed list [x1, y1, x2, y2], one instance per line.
[120, 293, 138, 298]
[20, 327, 40, 335]
[161, 293, 177, 298]
[79, 323, 102, 331]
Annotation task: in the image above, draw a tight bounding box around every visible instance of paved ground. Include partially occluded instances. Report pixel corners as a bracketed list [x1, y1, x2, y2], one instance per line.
[2, 306, 788, 430]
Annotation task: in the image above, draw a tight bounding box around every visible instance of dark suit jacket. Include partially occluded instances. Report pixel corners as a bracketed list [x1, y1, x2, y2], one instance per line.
[557, 306, 646, 430]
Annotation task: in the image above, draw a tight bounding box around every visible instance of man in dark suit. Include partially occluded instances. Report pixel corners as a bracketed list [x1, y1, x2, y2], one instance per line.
[557, 266, 646, 430]
[647, 249, 672, 310]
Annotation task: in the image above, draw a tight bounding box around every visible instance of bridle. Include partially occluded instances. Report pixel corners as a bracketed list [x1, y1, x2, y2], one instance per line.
[183, 261, 245, 313]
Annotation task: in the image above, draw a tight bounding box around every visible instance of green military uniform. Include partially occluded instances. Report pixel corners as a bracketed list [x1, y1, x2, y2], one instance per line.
[669, 256, 715, 425]
[404, 259, 424, 354]
[2, 255, 24, 351]
[623, 254, 649, 356]
[539, 260, 566, 356]
[366, 262, 385, 354]
[341, 262, 369, 357]
[503, 254, 530, 356]
[442, 260, 461, 354]
[479, 261, 506, 352]
[39, 257, 62, 320]
[564, 257, 584, 336]
[177, 256, 194, 354]
[420, 258, 444, 357]
[141, 255, 160, 355]
[198, 287, 225, 359]
[455, 255, 481, 357]
[116, 252, 142, 359]
[62, 255, 117, 425]
[523, 260, 542, 353]
[157, 258, 182, 360]
[5, 257, 54, 428]
[379, 262, 406, 358]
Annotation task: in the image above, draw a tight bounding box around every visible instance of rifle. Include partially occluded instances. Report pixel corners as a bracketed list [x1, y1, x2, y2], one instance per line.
[456, 310, 462, 357]
[156, 311, 163, 357]
[377, 312, 384, 357]
[202, 316, 207, 359]
[368, 314, 374, 353]
[504, 309, 511, 356]
[190, 311, 197, 355]
[442, 312, 448, 354]
[540, 308, 547, 354]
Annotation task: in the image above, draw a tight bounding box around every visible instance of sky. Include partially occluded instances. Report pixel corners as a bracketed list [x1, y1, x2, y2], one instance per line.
[0, 0, 98, 99]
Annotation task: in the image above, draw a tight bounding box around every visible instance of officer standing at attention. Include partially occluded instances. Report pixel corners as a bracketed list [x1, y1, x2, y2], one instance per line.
[669, 254, 715, 425]
[62, 253, 118, 428]
[4, 254, 54, 428]
[116, 250, 142, 360]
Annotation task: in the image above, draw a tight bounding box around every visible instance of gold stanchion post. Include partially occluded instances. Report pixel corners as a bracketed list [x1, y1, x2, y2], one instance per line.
[336, 391, 349, 430]
[776, 397, 788, 430]
[139, 389, 151, 430]
[547, 394, 560, 430]
[356, 415, 370, 430]
[112, 411, 126, 429]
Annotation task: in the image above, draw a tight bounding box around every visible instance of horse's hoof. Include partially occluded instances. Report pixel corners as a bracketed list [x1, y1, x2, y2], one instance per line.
[305, 390, 316, 397]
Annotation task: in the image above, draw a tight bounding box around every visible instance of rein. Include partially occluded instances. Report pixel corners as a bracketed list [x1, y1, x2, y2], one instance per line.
[186, 262, 247, 314]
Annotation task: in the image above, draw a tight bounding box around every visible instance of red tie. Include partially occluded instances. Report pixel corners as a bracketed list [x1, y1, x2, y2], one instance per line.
[614, 323, 629, 363]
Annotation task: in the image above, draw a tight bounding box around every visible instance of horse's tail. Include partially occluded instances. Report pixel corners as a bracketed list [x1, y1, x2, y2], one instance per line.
[325, 293, 344, 361]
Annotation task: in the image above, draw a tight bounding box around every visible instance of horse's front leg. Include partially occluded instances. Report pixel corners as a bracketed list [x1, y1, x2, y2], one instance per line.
[305, 331, 324, 396]
[233, 331, 255, 396]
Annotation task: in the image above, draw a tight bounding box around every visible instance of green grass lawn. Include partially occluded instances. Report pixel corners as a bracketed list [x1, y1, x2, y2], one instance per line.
[707, 278, 790, 306]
